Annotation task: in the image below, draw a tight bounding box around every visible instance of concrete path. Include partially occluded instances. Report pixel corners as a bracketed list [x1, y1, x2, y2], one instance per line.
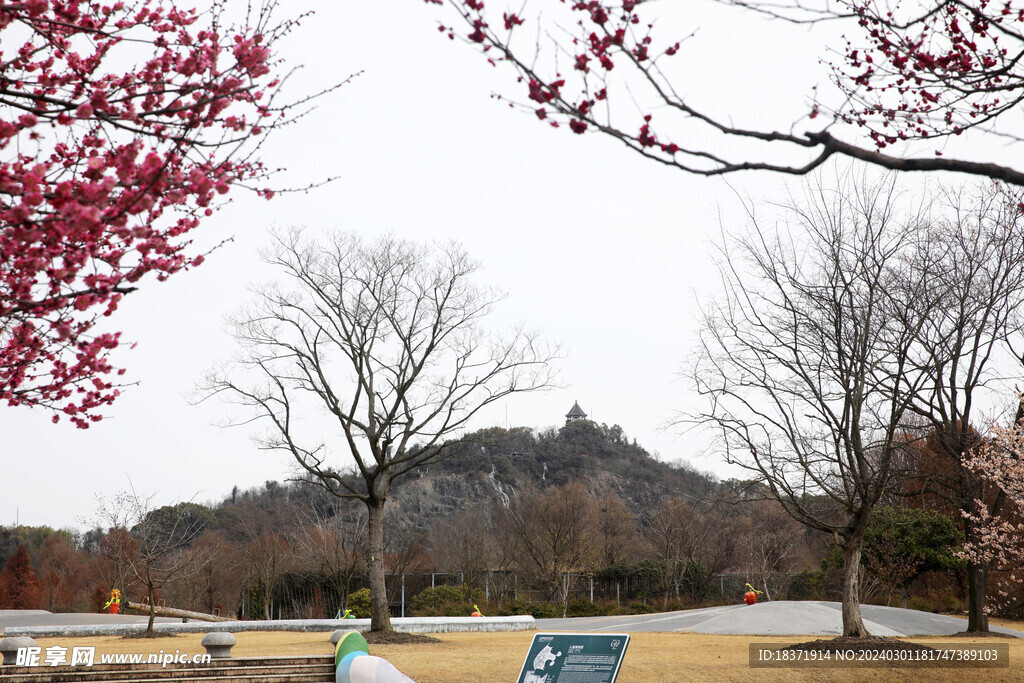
[536, 601, 1024, 637]
[0, 611, 533, 637]
[0, 609, 176, 633]
[6, 603, 1023, 638]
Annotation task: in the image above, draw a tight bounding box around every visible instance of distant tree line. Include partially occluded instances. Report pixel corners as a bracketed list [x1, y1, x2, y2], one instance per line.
[0, 420, 985, 620]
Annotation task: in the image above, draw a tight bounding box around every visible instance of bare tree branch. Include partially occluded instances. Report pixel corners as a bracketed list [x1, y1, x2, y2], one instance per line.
[203, 229, 559, 631]
[687, 171, 936, 636]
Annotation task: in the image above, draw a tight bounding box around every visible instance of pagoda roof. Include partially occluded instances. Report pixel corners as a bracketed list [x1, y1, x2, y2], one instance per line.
[566, 401, 587, 419]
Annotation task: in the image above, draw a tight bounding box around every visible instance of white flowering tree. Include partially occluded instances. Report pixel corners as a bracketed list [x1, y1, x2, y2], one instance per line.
[961, 408, 1024, 616]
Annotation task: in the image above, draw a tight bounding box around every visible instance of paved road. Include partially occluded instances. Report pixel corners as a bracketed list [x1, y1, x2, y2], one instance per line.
[5, 602, 1023, 638]
[536, 601, 1024, 637]
[0, 609, 176, 633]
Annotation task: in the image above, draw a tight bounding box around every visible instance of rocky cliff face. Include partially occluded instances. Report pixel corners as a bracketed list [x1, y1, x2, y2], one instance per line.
[217, 422, 719, 534]
[382, 422, 716, 529]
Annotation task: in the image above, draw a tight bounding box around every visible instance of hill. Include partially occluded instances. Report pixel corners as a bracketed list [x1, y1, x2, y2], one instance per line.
[384, 420, 718, 531]
[162, 419, 719, 536]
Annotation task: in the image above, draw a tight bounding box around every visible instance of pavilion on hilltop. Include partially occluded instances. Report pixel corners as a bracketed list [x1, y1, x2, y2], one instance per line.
[565, 401, 588, 425]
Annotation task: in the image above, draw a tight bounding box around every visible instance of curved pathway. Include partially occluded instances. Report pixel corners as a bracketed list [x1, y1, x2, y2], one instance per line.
[5, 602, 1023, 638]
[536, 601, 1024, 637]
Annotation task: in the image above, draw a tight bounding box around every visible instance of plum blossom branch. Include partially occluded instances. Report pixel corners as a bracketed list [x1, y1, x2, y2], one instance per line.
[0, 0, 346, 426]
[427, 0, 1024, 185]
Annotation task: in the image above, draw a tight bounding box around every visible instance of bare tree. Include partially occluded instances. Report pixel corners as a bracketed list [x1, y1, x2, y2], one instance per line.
[163, 529, 240, 618]
[95, 491, 212, 634]
[38, 536, 87, 612]
[594, 493, 637, 569]
[231, 503, 297, 621]
[382, 513, 430, 609]
[644, 497, 742, 606]
[205, 230, 557, 631]
[691, 173, 933, 636]
[486, 503, 523, 604]
[429, 508, 495, 591]
[895, 185, 1024, 631]
[739, 500, 806, 601]
[643, 497, 692, 607]
[93, 527, 138, 608]
[295, 510, 367, 617]
[499, 483, 595, 616]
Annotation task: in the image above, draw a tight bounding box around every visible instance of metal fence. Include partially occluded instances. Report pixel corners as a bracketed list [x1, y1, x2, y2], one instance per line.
[236, 570, 802, 619]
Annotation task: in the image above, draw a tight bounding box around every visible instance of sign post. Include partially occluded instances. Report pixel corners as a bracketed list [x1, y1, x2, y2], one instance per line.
[517, 632, 630, 683]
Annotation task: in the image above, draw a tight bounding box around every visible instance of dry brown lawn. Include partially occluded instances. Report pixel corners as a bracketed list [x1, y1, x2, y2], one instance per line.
[990, 617, 1024, 632]
[30, 624, 1024, 683]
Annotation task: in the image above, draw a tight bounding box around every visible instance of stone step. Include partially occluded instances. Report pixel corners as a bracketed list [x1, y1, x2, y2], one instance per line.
[1, 657, 332, 670]
[0, 675, 327, 679]
[0, 671, 331, 679]
[0, 656, 333, 671]
[0, 658, 334, 682]
[0, 675, 332, 683]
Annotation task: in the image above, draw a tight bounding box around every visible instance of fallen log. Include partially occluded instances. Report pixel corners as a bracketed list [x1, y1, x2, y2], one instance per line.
[126, 601, 234, 622]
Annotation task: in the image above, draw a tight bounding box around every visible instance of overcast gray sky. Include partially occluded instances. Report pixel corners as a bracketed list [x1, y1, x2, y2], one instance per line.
[5, 1, 1001, 530]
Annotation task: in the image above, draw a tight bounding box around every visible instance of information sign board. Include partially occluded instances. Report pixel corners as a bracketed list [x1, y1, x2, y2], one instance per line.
[516, 632, 630, 683]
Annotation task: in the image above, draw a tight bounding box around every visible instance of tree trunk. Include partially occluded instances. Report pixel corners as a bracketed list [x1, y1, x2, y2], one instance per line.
[126, 601, 231, 622]
[367, 501, 393, 632]
[205, 570, 214, 614]
[561, 573, 569, 618]
[146, 583, 156, 635]
[959, 462, 992, 632]
[966, 562, 989, 632]
[841, 539, 869, 637]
